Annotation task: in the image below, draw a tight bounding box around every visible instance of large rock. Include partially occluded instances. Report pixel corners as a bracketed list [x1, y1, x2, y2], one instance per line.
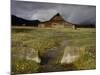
[61, 46, 80, 64]
[25, 48, 41, 63]
[12, 47, 41, 63]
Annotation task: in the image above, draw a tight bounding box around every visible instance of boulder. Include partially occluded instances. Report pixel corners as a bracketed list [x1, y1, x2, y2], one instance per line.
[61, 46, 80, 64]
[25, 48, 41, 63]
[12, 47, 41, 63]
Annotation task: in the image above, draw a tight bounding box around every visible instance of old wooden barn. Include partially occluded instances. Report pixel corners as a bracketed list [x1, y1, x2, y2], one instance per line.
[38, 13, 74, 28]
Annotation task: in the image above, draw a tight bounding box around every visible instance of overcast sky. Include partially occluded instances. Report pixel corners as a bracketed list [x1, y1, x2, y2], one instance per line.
[11, 0, 96, 25]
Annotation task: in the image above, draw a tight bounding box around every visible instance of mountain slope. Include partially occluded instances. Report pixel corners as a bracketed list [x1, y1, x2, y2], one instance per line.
[11, 15, 40, 26]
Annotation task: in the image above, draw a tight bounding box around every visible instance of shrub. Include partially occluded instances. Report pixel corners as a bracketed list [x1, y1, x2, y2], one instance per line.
[11, 59, 39, 74]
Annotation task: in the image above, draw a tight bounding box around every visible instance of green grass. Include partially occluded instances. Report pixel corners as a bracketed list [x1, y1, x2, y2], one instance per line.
[11, 27, 96, 74]
[11, 59, 39, 74]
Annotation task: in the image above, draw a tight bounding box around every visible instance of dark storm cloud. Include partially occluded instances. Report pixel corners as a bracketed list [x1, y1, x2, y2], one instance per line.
[11, 0, 96, 25]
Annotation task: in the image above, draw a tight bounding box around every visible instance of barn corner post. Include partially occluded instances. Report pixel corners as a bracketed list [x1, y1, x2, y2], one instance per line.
[72, 24, 77, 30]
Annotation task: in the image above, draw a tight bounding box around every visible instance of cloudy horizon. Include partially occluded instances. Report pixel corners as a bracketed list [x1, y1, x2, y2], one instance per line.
[11, 0, 96, 25]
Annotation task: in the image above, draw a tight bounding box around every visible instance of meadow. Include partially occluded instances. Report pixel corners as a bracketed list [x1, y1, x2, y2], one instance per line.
[11, 26, 96, 74]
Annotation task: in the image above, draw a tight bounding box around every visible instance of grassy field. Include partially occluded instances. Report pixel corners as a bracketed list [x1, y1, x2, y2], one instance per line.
[11, 27, 96, 74]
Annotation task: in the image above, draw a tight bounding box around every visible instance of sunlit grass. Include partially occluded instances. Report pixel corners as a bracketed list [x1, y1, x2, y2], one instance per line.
[11, 27, 96, 74]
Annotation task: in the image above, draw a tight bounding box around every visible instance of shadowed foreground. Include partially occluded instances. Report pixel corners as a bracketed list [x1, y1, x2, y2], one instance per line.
[11, 27, 96, 74]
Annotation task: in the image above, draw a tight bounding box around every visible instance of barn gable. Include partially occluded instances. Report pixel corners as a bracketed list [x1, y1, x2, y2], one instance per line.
[38, 13, 74, 28]
[50, 13, 64, 22]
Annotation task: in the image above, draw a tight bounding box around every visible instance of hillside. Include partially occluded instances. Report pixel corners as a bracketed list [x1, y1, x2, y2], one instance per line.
[11, 15, 40, 26]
